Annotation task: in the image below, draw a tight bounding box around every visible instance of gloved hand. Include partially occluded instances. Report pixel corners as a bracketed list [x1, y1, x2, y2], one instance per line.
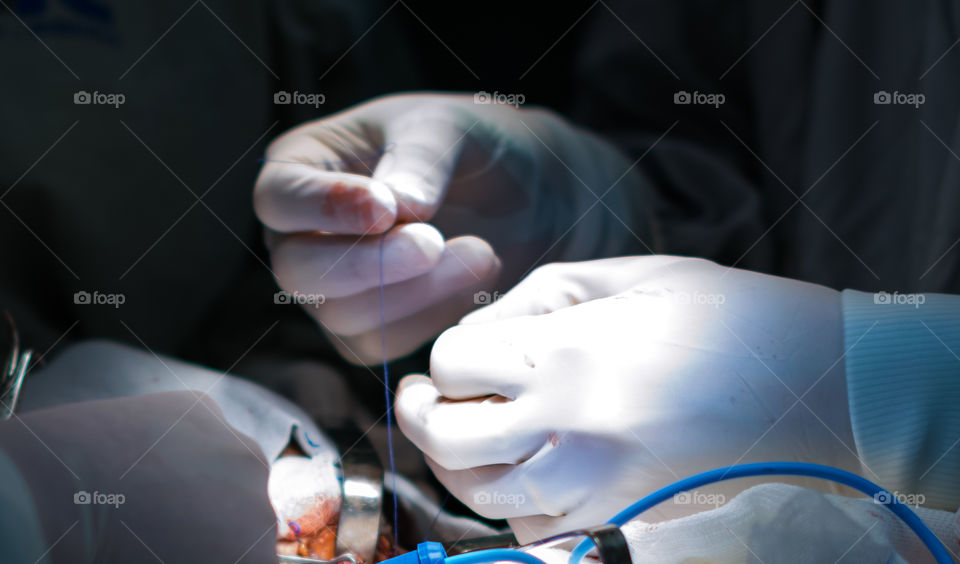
[0, 391, 275, 563]
[396, 256, 861, 542]
[254, 93, 651, 364]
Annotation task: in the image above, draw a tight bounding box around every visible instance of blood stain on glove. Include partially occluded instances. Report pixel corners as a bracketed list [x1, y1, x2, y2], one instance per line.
[322, 181, 393, 231]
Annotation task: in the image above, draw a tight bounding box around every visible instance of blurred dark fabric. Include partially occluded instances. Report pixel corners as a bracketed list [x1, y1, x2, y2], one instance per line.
[2, 1, 959, 409]
[0, 0, 592, 409]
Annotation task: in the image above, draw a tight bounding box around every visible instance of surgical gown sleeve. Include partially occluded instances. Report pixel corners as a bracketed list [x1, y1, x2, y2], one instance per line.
[0, 448, 49, 563]
[842, 289, 960, 509]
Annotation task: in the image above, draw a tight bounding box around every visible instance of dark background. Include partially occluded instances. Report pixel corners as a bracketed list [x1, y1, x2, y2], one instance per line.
[5, 0, 960, 411]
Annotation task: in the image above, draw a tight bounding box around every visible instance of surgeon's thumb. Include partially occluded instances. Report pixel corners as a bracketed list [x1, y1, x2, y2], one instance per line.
[372, 106, 468, 223]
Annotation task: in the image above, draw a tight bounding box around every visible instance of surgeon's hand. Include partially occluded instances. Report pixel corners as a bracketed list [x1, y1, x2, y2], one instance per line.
[0, 391, 275, 563]
[254, 93, 649, 364]
[396, 256, 861, 541]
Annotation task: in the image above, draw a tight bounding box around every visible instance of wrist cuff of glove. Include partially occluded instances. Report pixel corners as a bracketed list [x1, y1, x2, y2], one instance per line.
[842, 288, 960, 508]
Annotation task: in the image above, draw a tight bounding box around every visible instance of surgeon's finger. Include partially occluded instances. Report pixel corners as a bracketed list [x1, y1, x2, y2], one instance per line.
[396, 375, 546, 470]
[424, 457, 542, 520]
[428, 432, 620, 522]
[323, 283, 489, 365]
[271, 223, 444, 299]
[317, 236, 500, 336]
[373, 106, 468, 223]
[424, 442, 597, 522]
[255, 161, 398, 235]
[428, 319, 540, 400]
[320, 241, 501, 365]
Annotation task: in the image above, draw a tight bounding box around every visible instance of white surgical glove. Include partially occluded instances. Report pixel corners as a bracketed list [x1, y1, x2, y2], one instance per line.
[396, 256, 861, 542]
[254, 93, 650, 364]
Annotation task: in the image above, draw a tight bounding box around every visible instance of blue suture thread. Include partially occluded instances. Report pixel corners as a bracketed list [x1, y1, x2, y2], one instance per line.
[260, 142, 396, 168]
[380, 237, 401, 554]
[388, 462, 952, 564]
